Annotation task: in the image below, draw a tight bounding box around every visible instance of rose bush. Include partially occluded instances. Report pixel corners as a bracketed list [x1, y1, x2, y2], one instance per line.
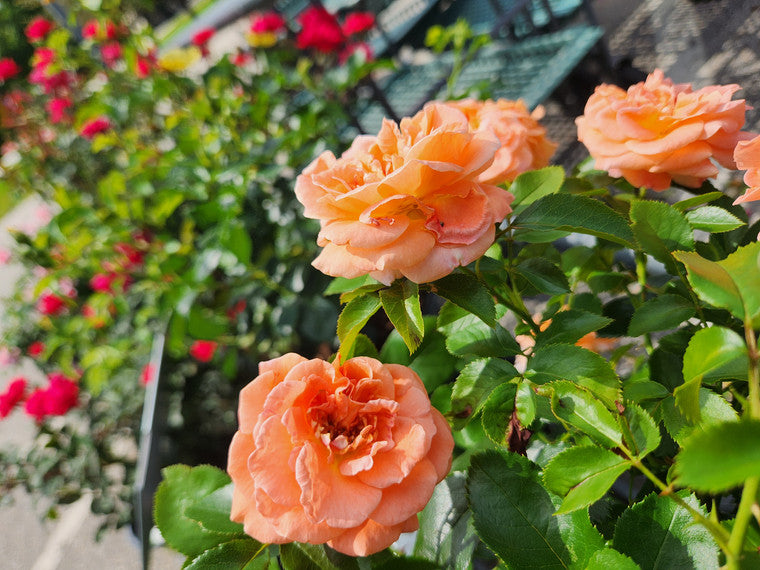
[576, 68, 752, 190]
[295, 102, 515, 284]
[227, 353, 453, 556]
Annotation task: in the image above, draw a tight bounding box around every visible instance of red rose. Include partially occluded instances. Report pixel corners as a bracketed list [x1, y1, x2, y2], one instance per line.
[190, 340, 218, 363]
[296, 6, 345, 53]
[82, 20, 99, 39]
[0, 378, 27, 418]
[192, 27, 215, 46]
[135, 55, 153, 78]
[24, 373, 79, 421]
[250, 12, 286, 33]
[90, 272, 115, 293]
[46, 97, 72, 123]
[80, 116, 111, 139]
[0, 58, 20, 81]
[100, 42, 122, 67]
[25, 17, 54, 41]
[341, 12, 375, 36]
[37, 292, 66, 316]
[28, 341, 46, 358]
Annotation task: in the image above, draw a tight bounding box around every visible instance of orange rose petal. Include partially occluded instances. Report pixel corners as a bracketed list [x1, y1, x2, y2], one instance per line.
[328, 516, 415, 557]
[258, 352, 309, 380]
[648, 141, 712, 172]
[238, 370, 278, 433]
[424, 184, 490, 245]
[313, 242, 378, 280]
[296, 441, 383, 528]
[368, 458, 438, 526]
[357, 417, 431, 488]
[617, 168, 673, 191]
[624, 121, 705, 155]
[360, 227, 437, 273]
[249, 417, 302, 506]
[319, 217, 410, 249]
[254, 488, 342, 543]
[242, 501, 289, 544]
[427, 408, 455, 480]
[228, 432, 257, 521]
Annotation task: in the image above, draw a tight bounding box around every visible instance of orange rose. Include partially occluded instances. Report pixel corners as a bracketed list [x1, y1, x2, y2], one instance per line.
[576, 69, 750, 191]
[227, 353, 454, 556]
[733, 134, 760, 204]
[295, 102, 514, 284]
[447, 98, 556, 185]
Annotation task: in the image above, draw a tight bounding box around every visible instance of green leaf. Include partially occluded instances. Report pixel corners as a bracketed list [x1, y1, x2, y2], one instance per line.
[467, 451, 604, 569]
[451, 358, 518, 427]
[414, 473, 477, 569]
[661, 390, 738, 445]
[509, 166, 565, 208]
[379, 281, 424, 353]
[343, 333, 380, 360]
[430, 272, 496, 326]
[588, 271, 631, 293]
[515, 379, 537, 426]
[185, 539, 270, 570]
[630, 200, 694, 272]
[154, 465, 240, 558]
[324, 275, 378, 296]
[337, 294, 382, 356]
[673, 421, 760, 493]
[543, 446, 630, 515]
[618, 403, 660, 459]
[185, 484, 244, 535]
[540, 381, 623, 448]
[586, 548, 640, 569]
[279, 543, 344, 570]
[437, 302, 520, 358]
[672, 191, 724, 211]
[188, 306, 230, 340]
[676, 326, 747, 422]
[515, 193, 635, 248]
[627, 294, 695, 336]
[612, 492, 719, 569]
[533, 310, 612, 350]
[481, 382, 518, 446]
[685, 206, 744, 233]
[515, 258, 570, 295]
[221, 221, 253, 264]
[527, 344, 621, 409]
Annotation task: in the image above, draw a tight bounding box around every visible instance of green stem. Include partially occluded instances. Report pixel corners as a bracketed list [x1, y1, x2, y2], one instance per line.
[743, 320, 760, 418]
[725, 477, 760, 569]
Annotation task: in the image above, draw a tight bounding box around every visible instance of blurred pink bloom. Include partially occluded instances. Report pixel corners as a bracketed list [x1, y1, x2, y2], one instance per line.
[46, 97, 72, 123]
[0, 346, 20, 365]
[37, 292, 66, 316]
[250, 11, 286, 33]
[100, 42, 122, 67]
[25, 17, 54, 41]
[81, 116, 111, 139]
[0, 248, 10, 264]
[141, 363, 155, 385]
[0, 58, 20, 81]
[341, 12, 375, 36]
[190, 340, 217, 362]
[0, 378, 27, 418]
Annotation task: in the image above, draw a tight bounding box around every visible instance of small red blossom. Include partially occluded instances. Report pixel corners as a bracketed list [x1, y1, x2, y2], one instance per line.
[80, 116, 111, 139]
[100, 42, 122, 67]
[46, 97, 72, 123]
[82, 20, 99, 39]
[28, 341, 46, 358]
[227, 299, 247, 320]
[25, 17, 54, 41]
[24, 374, 79, 421]
[190, 340, 218, 363]
[90, 272, 115, 293]
[135, 55, 153, 78]
[114, 242, 144, 269]
[341, 12, 375, 36]
[141, 363, 155, 385]
[0, 58, 20, 81]
[37, 292, 66, 316]
[191, 27, 215, 46]
[250, 12, 286, 33]
[32, 47, 56, 68]
[0, 378, 27, 418]
[296, 6, 345, 53]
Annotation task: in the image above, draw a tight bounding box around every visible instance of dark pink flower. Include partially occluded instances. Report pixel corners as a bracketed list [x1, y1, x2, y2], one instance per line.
[227, 299, 246, 320]
[341, 12, 375, 36]
[37, 292, 66, 316]
[141, 363, 155, 385]
[135, 55, 153, 78]
[0, 58, 20, 81]
[250, 12, 286, 33]
[114, 242, 144, 269]
[100, 42, 122, 67]
[32, 47, 56, 67]
[190, 340, 218, 362]
[80, 116, 111, 139]
[46, 97, 72, 123]
[25, 17, 54, 41]
[0, 378, 27, 418]
[28, 341, 45, 358]
[82, 20, 99, 39]
[90, 272, 115, 293]
[296, 6, 345, 53]
[24, 374, 79, 421]
[192, 27, 215, 46]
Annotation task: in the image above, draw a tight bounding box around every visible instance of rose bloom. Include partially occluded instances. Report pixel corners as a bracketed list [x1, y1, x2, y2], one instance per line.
[28, 341, 46, 358]
[448, 98, 556, 184]
[733, 134, 760, 204]
[190, 340, 218, 362]
[46, 97, 72, 123]
[191, 27, 215, 46]
[90, 272, 115, 293]
[342, 12, 375, 36]
[25, 17, 54, 41]
[295, 102, 513, 284]
[0, 58, 20, 81]
[100, 42, 122, 67]
[80, 116, 111, 139]
[576, 69, 751, 191]
[24, 373, 79, 421]
[0, 378, 27, 418]
[296, 6, 345, 53]
[37, 292, 66, 316]
[251, 11, 286, 33]
[228, 354, 453, 556]
[135, 54, 153, 78]
[82, 19, 117, 41]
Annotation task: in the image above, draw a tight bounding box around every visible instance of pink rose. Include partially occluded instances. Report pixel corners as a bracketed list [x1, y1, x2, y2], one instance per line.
[90, 272, 115, 293]
[0, 58, 20, 81]
[447, 98, 557, 184]
[24, 373, 79, 421]
[37, 292, 66, 316]
[576, 69, 751, 190]
[46, 97, 72, 123]
[227, 354, 453, 556]
[25, 17, 54, 41]
[295, 102, 513, 284]
[80, 116, 111, 139]
[296, 6, 345, 53]
[341, 12, 375, 36]
[100, 42, 122, 67]
[733, 134, 760, 204]
[28, 341, 46, 358]
[250, 12, 286, 33]
[0, 378, 27, 418]
[190, 340, 217, 362]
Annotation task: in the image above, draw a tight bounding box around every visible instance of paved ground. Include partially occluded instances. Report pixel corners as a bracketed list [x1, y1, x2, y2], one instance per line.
[1, 0, 758, 568]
